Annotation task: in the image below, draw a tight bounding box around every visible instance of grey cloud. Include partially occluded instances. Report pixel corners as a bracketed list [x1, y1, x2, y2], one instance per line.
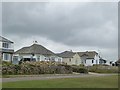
[119, 2, 120, 58]
[0, 2, 2, 35]
[2, 2, 118, 60]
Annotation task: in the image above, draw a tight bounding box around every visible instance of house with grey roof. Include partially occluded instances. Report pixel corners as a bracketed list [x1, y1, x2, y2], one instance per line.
[13, 43, 62, 64]
[77, 51, 101, 66]
[0, 36, 14, 62]
[58, 51, 105, 66]
[57, 51, 81, 65]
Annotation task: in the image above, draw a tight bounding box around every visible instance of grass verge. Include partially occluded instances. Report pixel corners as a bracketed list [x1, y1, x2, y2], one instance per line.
[2, 75, 118, 88]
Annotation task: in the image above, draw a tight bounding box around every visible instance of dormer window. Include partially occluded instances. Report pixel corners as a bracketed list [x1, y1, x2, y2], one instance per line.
[2, 43, 9, 48]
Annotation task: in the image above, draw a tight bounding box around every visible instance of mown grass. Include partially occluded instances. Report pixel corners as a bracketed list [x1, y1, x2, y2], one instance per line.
[2, 75, 118, 88]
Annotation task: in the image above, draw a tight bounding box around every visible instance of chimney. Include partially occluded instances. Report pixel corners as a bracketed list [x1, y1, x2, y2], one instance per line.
[33, 40, 38, 44]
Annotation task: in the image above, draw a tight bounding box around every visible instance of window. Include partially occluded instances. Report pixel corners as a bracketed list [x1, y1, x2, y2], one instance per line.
[2, 43, 9, 48]
[96, 60, 98, 64]
[85, 60, 86, 63]
[69, 58, 71, 62]
[13, 56, 18, 61]
[37, 56, 40, 61]
[92, 60, 94, 63]
[3, 53, 9, 60]
[13, 56, 19, 64]
[58, 58, 61, 62]
[51, 57, 55, 61]
[75, 60, 78, 64]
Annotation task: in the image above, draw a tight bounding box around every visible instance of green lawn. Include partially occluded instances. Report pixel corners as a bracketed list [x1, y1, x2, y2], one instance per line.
[2, 75, 118, 88]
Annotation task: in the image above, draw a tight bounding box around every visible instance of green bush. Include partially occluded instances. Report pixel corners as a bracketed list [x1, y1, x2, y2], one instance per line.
[79, 64, 85, 67]
[71, 66, 88, 74]
[2, 61, 12, 66]
[60, 64, 73, 74]
[78, 68, 88, 73]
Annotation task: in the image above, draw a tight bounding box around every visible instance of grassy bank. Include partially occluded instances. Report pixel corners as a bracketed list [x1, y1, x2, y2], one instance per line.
[2, 75, 118, 88]
[88, 65, 118, 73]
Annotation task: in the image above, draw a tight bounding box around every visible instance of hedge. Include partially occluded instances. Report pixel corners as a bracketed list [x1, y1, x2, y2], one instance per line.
[71, 65, 88, 74]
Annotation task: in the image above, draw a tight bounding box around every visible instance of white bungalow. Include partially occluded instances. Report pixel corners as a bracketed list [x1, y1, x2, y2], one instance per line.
[13, 43, 62, 64]
[78, 51, 100, 66]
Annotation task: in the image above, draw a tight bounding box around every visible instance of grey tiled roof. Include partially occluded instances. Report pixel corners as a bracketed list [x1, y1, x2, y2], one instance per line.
[57, 51, 76, 58]
[15, 44, 55, 55]
[58, 51, 98, 59]
[99, 58, 106, 61]
[77, 51, 98, 59]
[0, 36, 13, 43]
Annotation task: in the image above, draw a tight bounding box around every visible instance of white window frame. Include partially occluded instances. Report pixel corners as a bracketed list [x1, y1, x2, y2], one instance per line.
[3, 53, 10, 60]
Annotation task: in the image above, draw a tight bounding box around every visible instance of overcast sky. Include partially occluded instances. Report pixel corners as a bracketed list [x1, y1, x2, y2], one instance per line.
[1, 2, 118, 62]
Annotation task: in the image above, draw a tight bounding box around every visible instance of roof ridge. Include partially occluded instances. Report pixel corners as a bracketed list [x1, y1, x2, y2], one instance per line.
[15, 43, 55, 55]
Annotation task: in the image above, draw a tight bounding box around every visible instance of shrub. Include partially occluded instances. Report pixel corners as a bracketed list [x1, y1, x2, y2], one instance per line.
[79, 64, 85, 67]
[2, 61, 12, 66]
[77, 68, 88, 73]
[2, 61, 73, 75]
[71, 66, 88, 74]
[60, 64, 73, 74]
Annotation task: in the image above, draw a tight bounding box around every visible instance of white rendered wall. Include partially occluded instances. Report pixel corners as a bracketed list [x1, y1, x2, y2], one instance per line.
[85, 59, 93, 66]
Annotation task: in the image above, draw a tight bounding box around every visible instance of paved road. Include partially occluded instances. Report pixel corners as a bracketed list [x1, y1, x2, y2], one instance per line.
[1, 73, 117, 82]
